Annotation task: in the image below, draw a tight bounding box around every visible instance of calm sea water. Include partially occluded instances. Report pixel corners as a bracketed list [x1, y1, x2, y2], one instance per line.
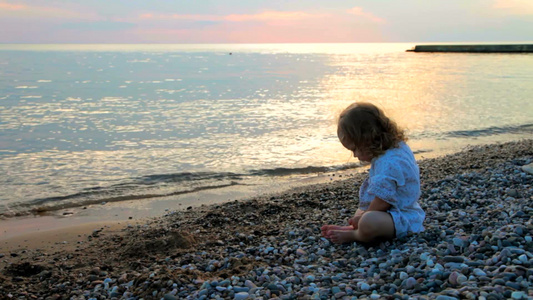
[1, 43, 532, 215]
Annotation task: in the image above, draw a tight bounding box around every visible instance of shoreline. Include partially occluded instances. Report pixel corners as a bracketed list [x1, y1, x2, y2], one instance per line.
[0, 169, 364, 241]
[1, 134, 527, 241]
[1, 139, 532, 299]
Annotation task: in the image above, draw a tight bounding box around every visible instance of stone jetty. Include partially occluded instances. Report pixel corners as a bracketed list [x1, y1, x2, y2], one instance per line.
[407, 44, 533, 53]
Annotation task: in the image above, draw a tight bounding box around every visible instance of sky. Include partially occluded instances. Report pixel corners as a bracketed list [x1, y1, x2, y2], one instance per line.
[0, 0, 532, 43]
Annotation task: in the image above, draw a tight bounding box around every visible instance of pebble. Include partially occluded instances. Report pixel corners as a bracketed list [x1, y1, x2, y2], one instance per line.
[521, 163, 533, 175]
[234, 292, 250, 300]
[399, 271, 408, 280]
[403, 277, 417, 289]
[359, 282, 370, 291]
[443, 256, 465, 263]
[518, 254, 528, 263]
[457, 274, 468, 285]
[436, 296, 459, 300]
[473, 268, 487, 276]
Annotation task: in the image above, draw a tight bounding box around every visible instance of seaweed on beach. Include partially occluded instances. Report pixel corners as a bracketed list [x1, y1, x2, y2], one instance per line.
[119, 228, 195, 259]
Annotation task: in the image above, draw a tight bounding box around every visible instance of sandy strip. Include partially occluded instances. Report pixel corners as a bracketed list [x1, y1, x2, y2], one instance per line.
[0, 221, 128, 253]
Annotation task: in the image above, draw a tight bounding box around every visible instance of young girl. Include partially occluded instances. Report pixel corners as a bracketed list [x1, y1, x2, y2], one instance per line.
[321, 102, 425, 244]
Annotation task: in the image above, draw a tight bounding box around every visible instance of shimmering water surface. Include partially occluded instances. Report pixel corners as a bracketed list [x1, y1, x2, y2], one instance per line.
[1, 43, 532, 215]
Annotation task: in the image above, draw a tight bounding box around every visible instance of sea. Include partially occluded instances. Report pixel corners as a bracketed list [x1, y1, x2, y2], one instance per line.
[1, 43, 532, 217]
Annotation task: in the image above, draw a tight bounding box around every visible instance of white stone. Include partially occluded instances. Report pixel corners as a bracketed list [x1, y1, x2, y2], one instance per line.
[234, 292, 250, 300]
[521, 163, 533, 175]
[518, 254, 528, 263]
[457, 274, 468, 285]
[244, 280, 256, 289]
[511, 291, 527, 300]
[296, 248, 306, 256]
[473, 268, 487, 276]
[399, 271, 408, 280]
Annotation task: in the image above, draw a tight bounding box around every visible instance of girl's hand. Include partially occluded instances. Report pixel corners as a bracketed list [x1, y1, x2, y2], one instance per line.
[348, 216, 360, 229]
[349, 209, 366, 229]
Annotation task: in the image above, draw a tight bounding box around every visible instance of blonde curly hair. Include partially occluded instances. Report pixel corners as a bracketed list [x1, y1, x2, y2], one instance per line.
[338, 102, 407, 158]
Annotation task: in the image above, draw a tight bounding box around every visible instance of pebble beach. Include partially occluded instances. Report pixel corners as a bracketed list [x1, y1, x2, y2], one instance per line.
[1, 139, 532, 300]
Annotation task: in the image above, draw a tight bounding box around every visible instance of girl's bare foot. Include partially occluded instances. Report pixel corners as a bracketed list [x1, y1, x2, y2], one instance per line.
[321, 225, 354, 238]
[329, 229, 358, 244]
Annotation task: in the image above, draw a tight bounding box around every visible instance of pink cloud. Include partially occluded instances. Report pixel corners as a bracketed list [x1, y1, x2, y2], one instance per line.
[131, 12, 385, 43]
[346, 7, 385, 23]
[138, 13, 223, 21]
[225, 11, 322, 22]
[493, 0, 533, 15]
[0, 1, 98, 20]
[139, 13, 154, 19]
[137, 10, 327, 23]
[0, 2, 26, 10]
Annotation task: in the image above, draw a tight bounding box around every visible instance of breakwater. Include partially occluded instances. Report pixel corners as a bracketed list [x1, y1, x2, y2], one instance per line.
[407, 44, 533, 53]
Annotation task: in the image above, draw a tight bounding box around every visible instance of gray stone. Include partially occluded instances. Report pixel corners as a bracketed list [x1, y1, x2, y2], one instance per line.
[442, 256, 465, 263]
[511, 291, 527, 300]
[234, 292, 250, 300]
[521, 163, 533, 175]
[436, 296, 459, 300]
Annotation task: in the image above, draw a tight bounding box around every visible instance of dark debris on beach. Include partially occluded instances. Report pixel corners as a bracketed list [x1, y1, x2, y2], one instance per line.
[1, 139, 532, 299]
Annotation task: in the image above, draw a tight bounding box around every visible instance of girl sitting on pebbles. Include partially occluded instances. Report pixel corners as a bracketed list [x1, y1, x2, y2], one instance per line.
[321, 102, 425, 244]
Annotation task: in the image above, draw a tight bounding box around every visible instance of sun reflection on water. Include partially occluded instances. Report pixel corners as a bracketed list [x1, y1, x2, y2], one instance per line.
[0, 44, 532, 212]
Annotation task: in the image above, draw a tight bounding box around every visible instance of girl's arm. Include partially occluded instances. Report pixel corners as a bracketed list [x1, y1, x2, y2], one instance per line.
[349, 199, 391, 229]
[367, 196, 391, 212]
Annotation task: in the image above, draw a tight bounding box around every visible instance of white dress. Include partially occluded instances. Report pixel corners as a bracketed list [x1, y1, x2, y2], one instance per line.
[358, 142, 425, 238]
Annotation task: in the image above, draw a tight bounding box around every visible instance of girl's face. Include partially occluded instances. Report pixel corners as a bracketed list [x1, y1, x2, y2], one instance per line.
[337, 128, 373, 162]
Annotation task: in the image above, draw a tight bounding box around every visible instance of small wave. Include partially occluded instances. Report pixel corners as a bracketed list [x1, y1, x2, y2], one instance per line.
[412, 149, 433, 155]
[446, 123, 533, 138]
[18, 182, 241, 214]
[12, 164, 364, 214]
[250, 166, 333, 176]
[137, 172, 244, 185]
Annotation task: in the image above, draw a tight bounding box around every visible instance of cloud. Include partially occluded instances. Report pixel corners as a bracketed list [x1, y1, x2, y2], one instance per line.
[0, 1, 98, 20]
[493, 0, 533, 15]
[139, 13, 223, 22]
[0, 2, 26, 10]
[137, 10, 327, 23]
[225, 11, 322, 22]
[346, 7, 385, 23]
[59, 21, 136, 31]
[130, 9, 385, 43]
[131, 11, 385, 44]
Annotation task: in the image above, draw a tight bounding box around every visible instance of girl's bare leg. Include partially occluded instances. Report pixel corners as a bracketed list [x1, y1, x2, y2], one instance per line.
[329, 211, 395, 244]
[321, 225, 353, 238]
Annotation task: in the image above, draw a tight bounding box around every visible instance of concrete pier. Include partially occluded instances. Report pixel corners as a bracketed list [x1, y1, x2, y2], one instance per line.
[407, 44, 533, 53]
